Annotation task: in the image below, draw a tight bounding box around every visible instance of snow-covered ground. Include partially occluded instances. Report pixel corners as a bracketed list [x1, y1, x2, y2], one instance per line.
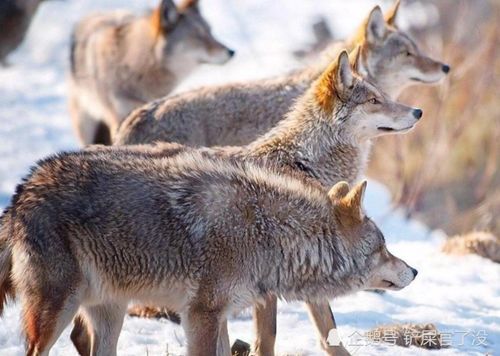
[0, 0, 498, 355]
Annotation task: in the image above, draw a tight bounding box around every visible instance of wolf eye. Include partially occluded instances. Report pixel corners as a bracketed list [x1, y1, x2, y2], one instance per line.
[406, 51, 412, 56]
[369, 98, 380, 104]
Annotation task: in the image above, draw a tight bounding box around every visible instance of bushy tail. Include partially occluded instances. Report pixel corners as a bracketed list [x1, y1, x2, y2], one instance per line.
[0, 209, 14, 317]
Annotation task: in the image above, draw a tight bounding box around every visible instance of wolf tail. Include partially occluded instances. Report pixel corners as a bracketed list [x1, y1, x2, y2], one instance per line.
[0, 208, 15, 317]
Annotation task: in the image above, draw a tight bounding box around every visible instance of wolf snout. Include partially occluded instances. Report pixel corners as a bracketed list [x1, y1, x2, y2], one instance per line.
[412, 109, 423, 119]
[227, 49, 236, 58]
[442, 64, 450, 74]
[410, 267, 418, 278]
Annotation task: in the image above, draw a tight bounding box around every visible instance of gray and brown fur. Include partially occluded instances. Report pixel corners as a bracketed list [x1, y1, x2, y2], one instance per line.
[69, 0, 234, 146]
[0, 0, 47, 65]
[71, 49, 422, 356]
[0, 147, 417, 355]
[114, 1, 448, 147]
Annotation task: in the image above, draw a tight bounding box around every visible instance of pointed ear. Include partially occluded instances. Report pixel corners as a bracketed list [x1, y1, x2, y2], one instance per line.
[347, 180, 367, 207]
[348, 45, 362, 73]
[314, 50, 355, 111]
[366, 6, 386, 44]
[336, 50, 354, 92]
[336, 180, 367, 224]
[159, 0, 178, 31]
[328, 181, 350, 202]
[385, 0, 401, 27]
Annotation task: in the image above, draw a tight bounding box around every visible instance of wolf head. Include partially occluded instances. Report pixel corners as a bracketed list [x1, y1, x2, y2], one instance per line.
[151, 0, 234, 67]
[314, 50, 423, 140]
[352, 1, 450, 97]
[328, 181, 418, 291]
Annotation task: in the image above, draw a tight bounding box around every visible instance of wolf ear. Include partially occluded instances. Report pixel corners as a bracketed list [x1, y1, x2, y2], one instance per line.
[385, 0, 401, 27]
[349, 46, 362, 73]
[336, 50, 354, 92]
[159, 0, 179, 31]
[336, 180, 367, 224]
[314, 50, 352, 111]
[366, 6, 386, 44]
[328, 181, 351, 201]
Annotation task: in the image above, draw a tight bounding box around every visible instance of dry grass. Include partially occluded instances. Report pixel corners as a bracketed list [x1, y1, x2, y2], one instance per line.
[127, 305, 181, 324]
[442, 231, 500, 262]
[369, 0, 499, 236]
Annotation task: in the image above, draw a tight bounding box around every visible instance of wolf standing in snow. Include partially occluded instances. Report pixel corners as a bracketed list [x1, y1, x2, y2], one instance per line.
[0, 147, 417, 356]
[67, 49, 423, 356]
[114, 1, 449, 147]
[112, 3, 446, 355]
[69, 0, 234, 146]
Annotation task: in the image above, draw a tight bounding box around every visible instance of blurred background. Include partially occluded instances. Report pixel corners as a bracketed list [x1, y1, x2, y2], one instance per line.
[0, 0, 498, 354]
[369, 0, 499, 238]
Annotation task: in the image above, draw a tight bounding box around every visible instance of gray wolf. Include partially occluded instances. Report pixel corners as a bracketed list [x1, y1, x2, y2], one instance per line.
[72, 49, 423, 355]
[114, 1, 448, 147]
[0, 148, 417, 355]
[69, 0, 234, 146]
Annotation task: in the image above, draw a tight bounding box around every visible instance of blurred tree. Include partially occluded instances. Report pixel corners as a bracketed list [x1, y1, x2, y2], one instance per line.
[369, 0, 499, 236]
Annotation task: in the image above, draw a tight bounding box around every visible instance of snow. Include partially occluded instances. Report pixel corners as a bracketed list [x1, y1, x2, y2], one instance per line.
[0, 0, 498, 355]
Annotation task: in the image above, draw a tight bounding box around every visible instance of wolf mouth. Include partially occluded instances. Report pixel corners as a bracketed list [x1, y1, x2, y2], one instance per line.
[383, 280, 403, 290]
[377, 125, 414, 132]
[410, 77, 439, 84]
[383, 280, 396, 287]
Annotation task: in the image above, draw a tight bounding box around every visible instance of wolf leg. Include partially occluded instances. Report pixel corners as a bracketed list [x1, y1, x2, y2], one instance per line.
[22, 290, 82, 356]
[182, 307, 223, 356]
[70, 313, 92, 356]
[15, 248, 84, 356]
[253, 294, 277, 356]
[217, 318, 231, 356]
[306, 300, 350, 355]
[79, 303, 126, 356]
[69, 95, 111, 146]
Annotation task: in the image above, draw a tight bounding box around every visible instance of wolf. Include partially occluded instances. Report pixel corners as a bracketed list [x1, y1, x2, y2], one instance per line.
[0, 0, 48, 65]
[0, 147, 417, 356]
[69, 0, 234, 146]
[67, 50, 423, 355]
[114, 1, 449, 146]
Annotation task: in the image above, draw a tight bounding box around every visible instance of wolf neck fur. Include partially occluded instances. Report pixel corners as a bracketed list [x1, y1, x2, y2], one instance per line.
[117, 19, 181, 101]
[246, 94, 371, 186]
[261, 211, 366, 301]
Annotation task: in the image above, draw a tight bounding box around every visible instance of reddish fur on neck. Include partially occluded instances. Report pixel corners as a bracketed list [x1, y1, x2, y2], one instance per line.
[314, 61, 339, 113]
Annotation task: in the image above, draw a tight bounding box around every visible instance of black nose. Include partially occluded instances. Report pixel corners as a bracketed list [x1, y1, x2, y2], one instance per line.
[442, 64, 450, 74]
[411, 268, 418, 278]
[227, 49, 235, 58]
[412, 109, 423, 119]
